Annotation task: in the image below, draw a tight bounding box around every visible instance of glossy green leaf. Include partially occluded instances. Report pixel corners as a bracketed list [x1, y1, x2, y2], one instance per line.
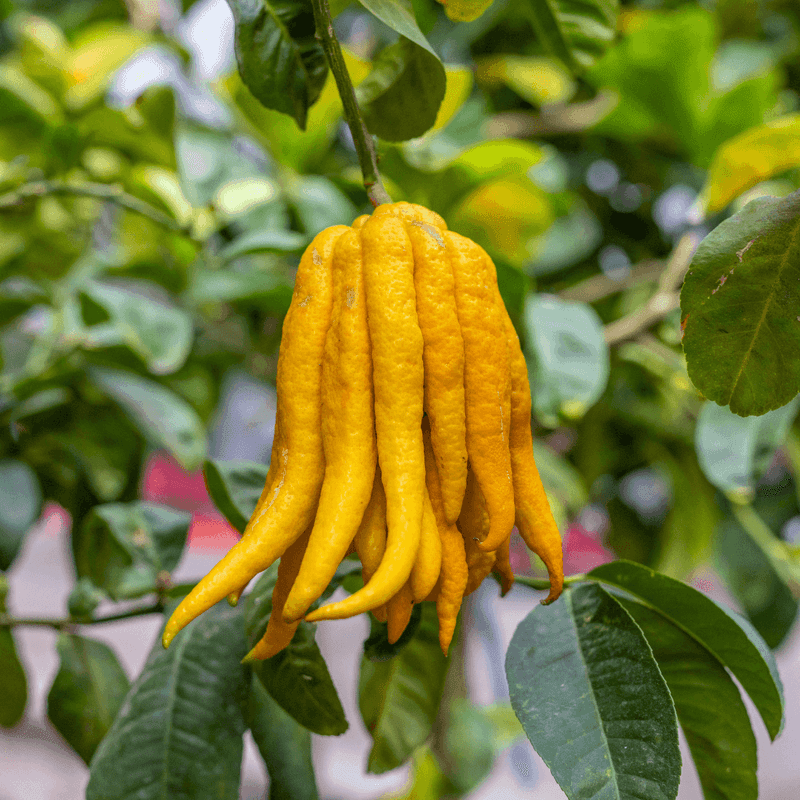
[588, 560, 785, 740]
[88, 366, 207, 471]
[357, 37, 446, 142]
[701, 115, 800, 215]
[47, 634, 130, 764]
[621, 600, 758, 800]
[76, 502, 191, 600]
[359, 603, 449, 773]
[225, 0, 328, 129]
[0, 459, 42, 571]
[247, 674, 320, 800]
[87, 603, 249, 800]
[506, 583, 681, 800]
[523, 294, 609, 427]
[0, 578, 27, 728]
[204, 459, 270, 533]
[525, 0, 618, 72]
[681, 192, 800, 416]
[245, 570, 349, 736]
[356, 0, 438, 56]
[82, 281, 193, 375]
[694, 397, 800, 497]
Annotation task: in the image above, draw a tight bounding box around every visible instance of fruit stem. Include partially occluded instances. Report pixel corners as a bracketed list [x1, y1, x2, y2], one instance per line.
[309, 0, 392, 207]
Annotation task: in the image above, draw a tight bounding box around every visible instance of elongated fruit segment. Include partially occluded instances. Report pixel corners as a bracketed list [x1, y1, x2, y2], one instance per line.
[282, 229, 377, 623]
[305, 213, 425, 622]
[407, 217, 467, 523]
[446, 231, 515, 553]
[244, 525, 312, 661]
[162, 225, 348, 648]
[410, 487, 442, 602]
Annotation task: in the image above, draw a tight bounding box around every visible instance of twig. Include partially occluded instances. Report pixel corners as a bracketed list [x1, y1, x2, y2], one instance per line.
[484, 90, 618, 139]
[559, 259, 665, 304]
[308, 0, 391, 207]
[0, 601, 164, 630]
[603, 231, 701, 346]
[0, 180, 197, 238]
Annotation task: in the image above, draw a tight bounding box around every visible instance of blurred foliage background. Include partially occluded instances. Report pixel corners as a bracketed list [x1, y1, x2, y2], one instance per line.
[1, 0, 800, 791]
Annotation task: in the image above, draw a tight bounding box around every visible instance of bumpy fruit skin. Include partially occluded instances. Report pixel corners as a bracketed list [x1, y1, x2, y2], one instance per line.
[162, 225, 347, 649]
[163, 202, 563, 658]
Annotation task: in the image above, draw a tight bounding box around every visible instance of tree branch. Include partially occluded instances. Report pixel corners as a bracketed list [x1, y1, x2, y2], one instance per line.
[0, 601, 165, 630]
[603, 231, 701, 346]
[309, 0, 391, 207]
[0, 179, 198, 239]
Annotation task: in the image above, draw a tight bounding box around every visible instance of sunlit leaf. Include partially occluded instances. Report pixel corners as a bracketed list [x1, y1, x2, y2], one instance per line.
[477, 55, 576, 106]
[701, 115, 800, 215]
[47, 634, 130, 764]
[506, 583, 681, 800]
[681, 192, 800, 416]
[225, 0, 328, 129]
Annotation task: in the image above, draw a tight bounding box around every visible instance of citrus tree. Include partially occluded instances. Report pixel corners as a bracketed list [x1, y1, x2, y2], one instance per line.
[0, 0, 798, 798]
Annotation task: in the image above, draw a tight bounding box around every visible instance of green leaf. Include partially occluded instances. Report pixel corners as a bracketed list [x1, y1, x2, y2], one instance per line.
[245, 570, 349, 736]
[204, 459, 270, 533]
[81, 281, 194, 375]
[190, 268, 293, 314]
[225, 0, 328, 129]
[87, 603, 249, 800]
[88, 366, 208, 470]
[287, 175, 358, 234]
[220, 229, 307, 261]
[588, 560, 785, 740]
[0, 459, 42, 571]
[506, 583, 681, 800]
[75, 502, 191, 600]
[680, 192, 800, 416]
[524, 0, 619, 72]
[359, 603, 449, 773]
[441, 700, 496, 794]
[523, 294, 609, 427]
[0, 605, 27, 727]
[356, 0, 439, 56]
[621, 600, 758, 800]
[718, 501, 799, 650]
[247, 674, 320, 800]
[356, 37, 446, 142]
[46, 634, 130, 764]
[252, 624, 348, 737]
[363, 603, 423, 661]
[701, 115, 800, 215]
[694, 397, 800, 496]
